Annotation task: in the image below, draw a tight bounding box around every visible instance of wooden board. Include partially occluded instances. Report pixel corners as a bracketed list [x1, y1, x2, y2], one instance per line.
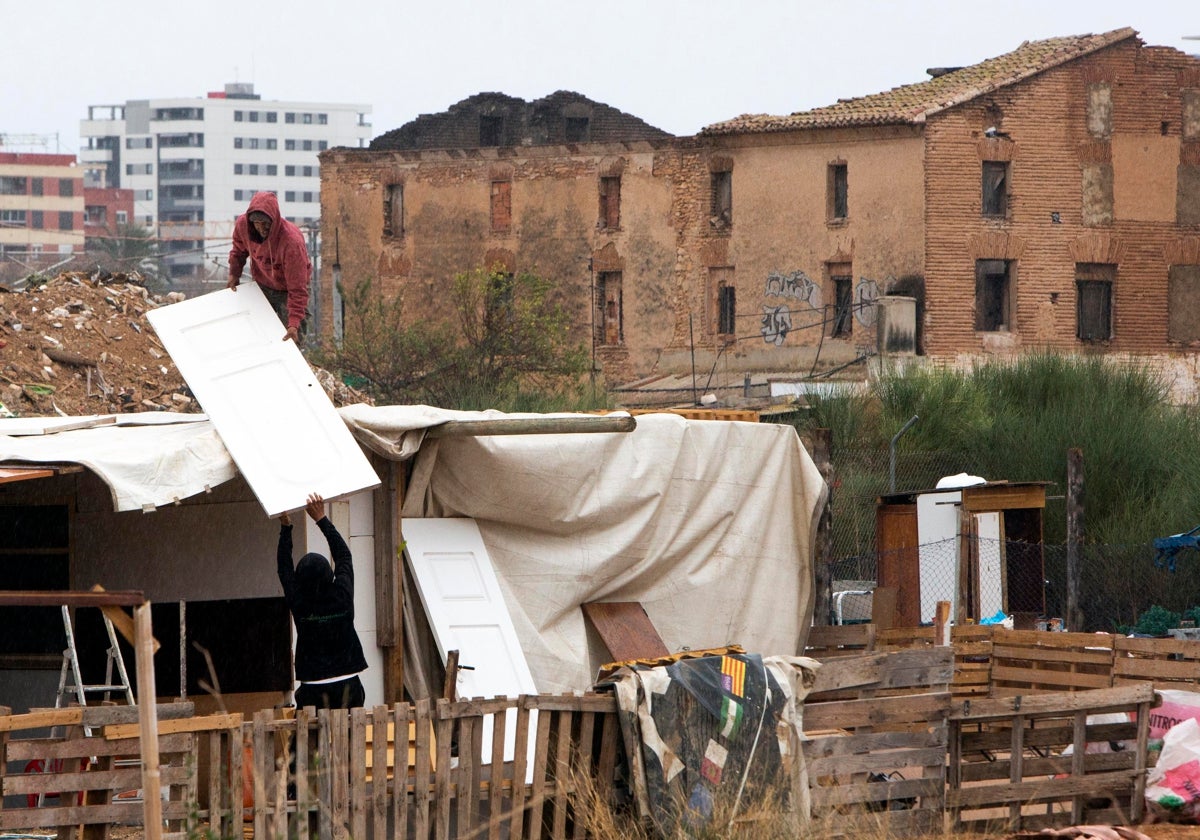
[581, 601, 669, 662]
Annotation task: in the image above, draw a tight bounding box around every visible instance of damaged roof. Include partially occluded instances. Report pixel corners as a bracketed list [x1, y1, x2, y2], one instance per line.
[703, 27, 1138, 135]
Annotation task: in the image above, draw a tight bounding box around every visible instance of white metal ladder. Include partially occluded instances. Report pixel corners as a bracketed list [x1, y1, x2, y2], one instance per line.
[55, 604, 136, 714]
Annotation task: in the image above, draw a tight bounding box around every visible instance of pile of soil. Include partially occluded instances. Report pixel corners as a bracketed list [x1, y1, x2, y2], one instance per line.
[0, 271, 368, 417]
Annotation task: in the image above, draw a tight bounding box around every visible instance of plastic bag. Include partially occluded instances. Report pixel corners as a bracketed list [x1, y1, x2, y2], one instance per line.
[1146, 717, 1200, 822]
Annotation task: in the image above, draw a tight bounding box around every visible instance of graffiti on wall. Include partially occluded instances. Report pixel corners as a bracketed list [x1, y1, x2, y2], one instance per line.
[758, 269, 886, 345]
[855, 277, 882, 328]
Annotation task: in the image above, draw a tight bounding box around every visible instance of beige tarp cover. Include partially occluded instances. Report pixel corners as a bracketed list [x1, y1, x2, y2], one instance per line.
[339, 404, 826, 694]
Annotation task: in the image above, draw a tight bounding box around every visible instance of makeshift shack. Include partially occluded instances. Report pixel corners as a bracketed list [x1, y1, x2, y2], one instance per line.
[0, 406, 825, 712]
[876, 476, 1047, 627]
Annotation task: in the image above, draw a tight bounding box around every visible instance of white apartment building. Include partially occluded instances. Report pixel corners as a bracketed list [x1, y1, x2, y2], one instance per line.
[79, 83, 371, 281]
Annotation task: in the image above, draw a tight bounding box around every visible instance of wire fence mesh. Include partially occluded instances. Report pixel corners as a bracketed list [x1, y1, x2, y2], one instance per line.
[824, 447, 1200, 633]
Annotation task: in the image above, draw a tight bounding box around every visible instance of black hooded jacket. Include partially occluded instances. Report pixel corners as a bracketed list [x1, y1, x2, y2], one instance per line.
[277, 516, 368, 682]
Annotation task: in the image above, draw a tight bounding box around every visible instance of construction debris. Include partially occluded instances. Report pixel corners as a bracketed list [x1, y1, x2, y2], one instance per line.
[0, 271, 370, 416]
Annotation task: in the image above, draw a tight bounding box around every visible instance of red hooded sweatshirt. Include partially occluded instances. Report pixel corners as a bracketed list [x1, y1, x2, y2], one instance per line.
[228, 192, 312, 330]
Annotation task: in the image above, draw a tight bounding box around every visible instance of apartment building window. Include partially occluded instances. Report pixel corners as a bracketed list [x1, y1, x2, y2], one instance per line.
[480, 115, 503, 147]
[1168, 265, 1200, 342]
[303, 113, 313, 124]
[975, 259, 1013, 331]
[831, 268, 853, 337]
[266, 112, 278, 123]
[300, 140, 313, 151]
[285, 112, 296, 124]
[828, 162, 848, 221]
[58, 212, 73, 231]
[491, 180, 512, 232]
[116, 210, 127, 224]
[1076, 263, 1114, 342]
[711, 170, 732, 228]
[31, 210, 43, 229]
[318, 114, 328, 125]
[718, 284, 737, 336]
[285, 191, 296, 202]
[234, 164, 244, 175]
[267, 139, 277, 150]
[599, 176, 620, 230]
[138, 189, 153, 200]
[0, 210, 27, 227]
[234, 111, 244, 122]
[303, 166, 314, 177]
[125, 137, 152, 149]
[302, 192, 314, 203]
[249, 111, 260, 123]
[285, 165, 295, 176]
[285, 140, 296, 151]
[249, 138, 260, 150]
[266, 164, 277, 176]
[30, 178, 43, 196]
[318, 141, 328, 151]
[248, 164, 260, 175]
[982, 161, 1009, 217]
[597, 271, 624, 345]
[384, 183, 404, 238]
[0, 176, 24, 195]
[59, 179, 74, 198]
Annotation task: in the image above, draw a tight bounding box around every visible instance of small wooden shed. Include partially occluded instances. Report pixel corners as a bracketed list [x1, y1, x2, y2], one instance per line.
[876, 480, 1048, 628]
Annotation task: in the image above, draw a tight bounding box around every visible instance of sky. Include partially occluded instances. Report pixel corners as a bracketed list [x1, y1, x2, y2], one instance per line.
[3, 0, 1197, 154]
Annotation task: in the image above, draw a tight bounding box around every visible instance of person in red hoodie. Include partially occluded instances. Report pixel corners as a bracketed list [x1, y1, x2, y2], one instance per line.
[227, 191, 312, 342]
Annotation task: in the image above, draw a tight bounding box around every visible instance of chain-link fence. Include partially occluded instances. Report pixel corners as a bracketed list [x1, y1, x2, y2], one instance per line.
[822, 447, 1200, 633]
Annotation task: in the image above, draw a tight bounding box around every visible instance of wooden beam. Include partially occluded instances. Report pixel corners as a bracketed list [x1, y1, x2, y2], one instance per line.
[0, 590, 145, 608]
[0, 466, 56, 484]
[91, 584, 159, 653]
[423, 415, 635, 439]
[134, 603, 163, 840]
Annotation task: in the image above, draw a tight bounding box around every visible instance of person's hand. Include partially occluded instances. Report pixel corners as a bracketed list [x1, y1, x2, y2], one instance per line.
[226, 275, 239, 292]
[284, 326, 299, 342]
[305, 493, 325, 522]
[280, 511, 291, 527]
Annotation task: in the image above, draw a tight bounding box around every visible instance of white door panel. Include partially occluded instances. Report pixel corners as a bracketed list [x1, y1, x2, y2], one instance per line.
[402, 517, 537, 771]
[146, 283, 379, 516]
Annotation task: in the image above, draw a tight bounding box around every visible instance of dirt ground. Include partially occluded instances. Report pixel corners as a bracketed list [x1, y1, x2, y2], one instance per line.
[0, 271, 368, 417]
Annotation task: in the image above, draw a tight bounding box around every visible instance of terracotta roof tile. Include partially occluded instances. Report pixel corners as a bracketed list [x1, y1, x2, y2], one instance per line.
[702, 27, 1138, 136]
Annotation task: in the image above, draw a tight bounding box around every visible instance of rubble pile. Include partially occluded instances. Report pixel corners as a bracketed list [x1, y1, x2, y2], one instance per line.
[0, 271, 370, 417]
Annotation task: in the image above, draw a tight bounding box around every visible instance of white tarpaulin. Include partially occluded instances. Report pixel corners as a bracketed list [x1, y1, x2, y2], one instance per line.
[339, 404, 826, 694]
[0, 414, 235, 512]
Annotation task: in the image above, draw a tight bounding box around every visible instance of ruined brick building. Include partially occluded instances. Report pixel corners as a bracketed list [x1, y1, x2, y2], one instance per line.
[319, 30, 1200, 399]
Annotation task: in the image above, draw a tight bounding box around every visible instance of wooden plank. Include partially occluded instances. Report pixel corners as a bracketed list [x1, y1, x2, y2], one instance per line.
[1071, 710, 1086, 824]
[802, 727, 944, 757]
[553, 709, 572, 840]
[317, 709, 333, 840]
[456, 712, 475, 834]
[5, 732, 193, 762]
[205, 730, 222, 837]
[103, 713, 242, 740]
[806, 746, 946, 777]
[808, 647, 954, 695]
[526, 701, 553, 840]
[433, 702, 453, 840]
[951, 684, 1155, 720]
[425, 415, 636, 438]
[960, 749, 1137, 782]
[960, 483, 1046, 512]
[515, 694, 618, 714]
[3, 763, 193, 796]
[508, 699, 532, 840]
[349, 707, 367, 840]
[0, 590, 145, 608]
[582, 601, 670, 662]
[229, 723, 244, 837]
[251, 709, 269, 840]
[572, 709, 595, 840]
[0, 801, 191, 830]
[392, 703, 410, 840]
[804, 692, 950, 731]
[293, 707, 310, 840]
[991, 644, 1114, 666]
[959, 720, 1137, 753]
[133, 601, 162, 840]
[947, 769, 1139, 809]
[330, 709, 349, 840]
[370, 706, 388, 840]
[412, 699, 432, 840]
[595, 713, 619, 805]
[468, 707, 484, 834]
[804, 624, 877, 657]
[809, 776, 941, 807]
[488, 701, 508, 840]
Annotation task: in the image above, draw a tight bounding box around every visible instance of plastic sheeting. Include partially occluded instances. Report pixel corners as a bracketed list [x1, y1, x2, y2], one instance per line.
[340, 405, 827, 694]
[0, 414, 235, 512]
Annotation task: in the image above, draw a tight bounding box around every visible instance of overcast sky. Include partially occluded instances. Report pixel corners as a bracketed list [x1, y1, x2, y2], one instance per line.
[3, 0, 1197, 153]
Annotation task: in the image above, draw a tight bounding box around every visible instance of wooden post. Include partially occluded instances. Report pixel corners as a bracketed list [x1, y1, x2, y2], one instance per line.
[1066, 448, 1084, 632]
[134, 602, 163, 840]
[934, 601, 951, 647]
[373, 456, 405, 702]
[812, 428, 834, 626]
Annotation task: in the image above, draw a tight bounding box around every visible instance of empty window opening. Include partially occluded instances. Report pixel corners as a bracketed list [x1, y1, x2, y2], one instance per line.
[832, 275, 853, 337]
[710, 170, 732, 227]
[718, 284, 737, 336]
[384, 183, 404, 237]
[1076, 263, 1114, 342]
[828, 163, 848, 220]
[565, 117, 590, 143]
[597, 271, 623, 345]
[982, 161, 1009, 217]
[975, 259, 1013, 331]
[599, 176, 620, 230]
[480, 115, 503, 147]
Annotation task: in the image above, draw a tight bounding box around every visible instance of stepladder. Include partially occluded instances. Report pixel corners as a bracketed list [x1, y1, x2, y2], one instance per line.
[56, 603, 136, 719]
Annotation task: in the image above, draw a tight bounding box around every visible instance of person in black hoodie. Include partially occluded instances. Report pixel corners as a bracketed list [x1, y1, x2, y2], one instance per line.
[278, 492, 368, 709]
